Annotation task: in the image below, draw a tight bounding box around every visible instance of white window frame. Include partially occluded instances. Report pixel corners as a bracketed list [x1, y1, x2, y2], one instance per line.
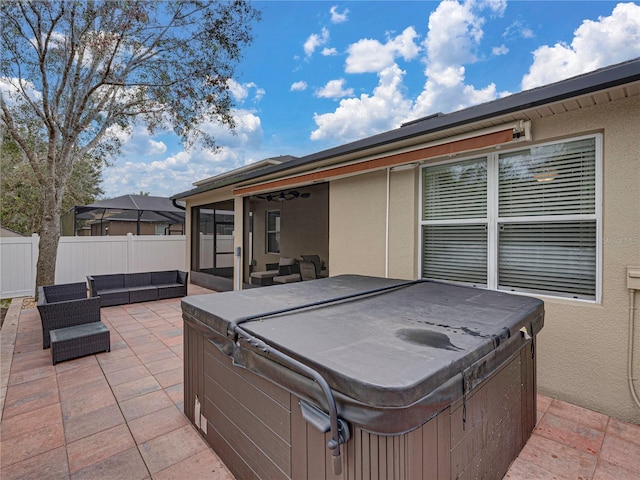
[266, 209, 281, 254]
[419, 133, 602, 303]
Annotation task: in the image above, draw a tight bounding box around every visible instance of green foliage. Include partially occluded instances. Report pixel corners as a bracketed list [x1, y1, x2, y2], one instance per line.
[1, 133, 104, 235]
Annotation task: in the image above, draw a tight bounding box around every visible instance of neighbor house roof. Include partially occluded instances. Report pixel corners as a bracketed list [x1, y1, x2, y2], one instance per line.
[172, 57, 640, 201]
[76, 194, 185, 214]
[0, 226, 27, 237]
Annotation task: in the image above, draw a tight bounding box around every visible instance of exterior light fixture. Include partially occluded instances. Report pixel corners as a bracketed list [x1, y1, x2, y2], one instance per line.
[533, 168, 558, 182]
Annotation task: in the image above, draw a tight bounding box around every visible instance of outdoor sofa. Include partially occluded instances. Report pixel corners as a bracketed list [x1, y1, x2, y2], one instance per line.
[250, 258, 298, 286]
[250, 255, 326, 286]
[87, 270, 188, 307]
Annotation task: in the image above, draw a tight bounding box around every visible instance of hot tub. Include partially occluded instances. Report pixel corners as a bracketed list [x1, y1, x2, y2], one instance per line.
[182, 275, 544, 479]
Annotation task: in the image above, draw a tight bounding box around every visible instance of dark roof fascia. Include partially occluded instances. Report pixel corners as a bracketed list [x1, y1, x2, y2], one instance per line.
[171, 172, 256, 200]
[173, 58, 640, 200]
[172, 155, 298, 200]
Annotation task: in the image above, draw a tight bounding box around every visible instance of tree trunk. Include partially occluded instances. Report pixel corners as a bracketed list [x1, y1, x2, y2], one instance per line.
[35, 185, 61, 296]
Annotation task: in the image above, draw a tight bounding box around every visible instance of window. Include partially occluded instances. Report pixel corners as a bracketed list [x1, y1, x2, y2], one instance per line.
[420, 135, 600, 301]
[266, 210, 280, 254]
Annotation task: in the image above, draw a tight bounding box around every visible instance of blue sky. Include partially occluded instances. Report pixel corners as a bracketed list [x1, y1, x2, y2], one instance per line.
[102, 0, 640, 198]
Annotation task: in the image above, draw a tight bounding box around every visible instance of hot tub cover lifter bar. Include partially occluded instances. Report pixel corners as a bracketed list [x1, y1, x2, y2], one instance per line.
[235, 325, 350, 475]
[226, 279, 419, 476]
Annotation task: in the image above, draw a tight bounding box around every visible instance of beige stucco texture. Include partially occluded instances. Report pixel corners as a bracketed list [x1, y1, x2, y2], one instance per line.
[329, 94, 640, 423]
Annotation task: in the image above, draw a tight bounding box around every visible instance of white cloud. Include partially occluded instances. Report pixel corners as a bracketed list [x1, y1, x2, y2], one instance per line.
[411, 0, 506, 119]
[315, 79, 354, 99]
[521, 27, 534, 39]
[322, 47, 338, 56]
[330, 6, 349, 24]
[310, 0, 513, 144]
[345, 27, 420, 74]
[199, 108, 263, 150]
[228, 79, 250, 102]
[290, 81, 308, 92]
[304, 27, 330, 57]
[103, 104, 264, 195]
[101, 107, 267, 198]
[0, 77, 42, 105]
[310, 65, 412, 143]
[503, 19, 534, 40]
[146, 139, 167, 156]
[479, 0, 507, 17]
[425, 0, 484, 68]
[101, 135, 290, 198]
[522, 2, 640, 89]
[112, 124, 169, 158]
[227, 79, 264, 103]
[102, 149, 216, 198]
[492, 44, 509, 56]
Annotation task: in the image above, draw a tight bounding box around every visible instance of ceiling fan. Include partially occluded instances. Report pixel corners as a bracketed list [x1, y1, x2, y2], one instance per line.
[255, 190, 311, 202]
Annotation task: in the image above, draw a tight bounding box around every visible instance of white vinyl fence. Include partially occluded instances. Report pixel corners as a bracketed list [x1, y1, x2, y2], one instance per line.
[1, 234, 186, 299]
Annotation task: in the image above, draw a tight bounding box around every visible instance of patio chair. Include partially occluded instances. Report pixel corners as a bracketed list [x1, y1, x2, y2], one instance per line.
[37, 282, 101, 349]
[299, 261, 317, 281]
[301, 254, 326, 277]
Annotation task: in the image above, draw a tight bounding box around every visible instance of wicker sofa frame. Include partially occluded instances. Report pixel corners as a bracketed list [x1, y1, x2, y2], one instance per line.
[87, 270, 188, 307]
[37, 282, 101, 349]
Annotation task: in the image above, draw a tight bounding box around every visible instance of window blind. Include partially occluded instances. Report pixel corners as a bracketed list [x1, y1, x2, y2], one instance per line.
[499, 138, 596, 217]
[423, 158, 487, 220]
[421, 135, 598, 300]
[422, 224, 487, 286]
[498, 222, 596, 298]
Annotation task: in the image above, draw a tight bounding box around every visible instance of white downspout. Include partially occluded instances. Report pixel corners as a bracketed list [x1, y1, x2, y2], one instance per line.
[385, 168, 390, 278]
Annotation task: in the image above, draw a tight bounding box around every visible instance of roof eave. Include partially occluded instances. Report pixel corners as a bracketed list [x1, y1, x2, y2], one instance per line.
[172, 58, 640, 200]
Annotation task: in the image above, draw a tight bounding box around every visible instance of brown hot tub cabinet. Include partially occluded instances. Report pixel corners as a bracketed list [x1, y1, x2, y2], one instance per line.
[182, 275, 544, 480]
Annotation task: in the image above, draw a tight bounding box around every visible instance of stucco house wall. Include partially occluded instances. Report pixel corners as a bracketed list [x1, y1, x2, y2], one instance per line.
[329, 93, 640, 423]
[330, 171, 387, 278]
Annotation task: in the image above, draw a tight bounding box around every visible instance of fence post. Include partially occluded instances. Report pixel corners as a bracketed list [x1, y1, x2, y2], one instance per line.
[31, 233, 39, 295]
[127, 233, 134, 273]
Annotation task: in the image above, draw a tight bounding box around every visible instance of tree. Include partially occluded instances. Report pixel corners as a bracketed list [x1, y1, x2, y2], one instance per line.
[0, 0, 260, 292]
[1, 132, 104, 235]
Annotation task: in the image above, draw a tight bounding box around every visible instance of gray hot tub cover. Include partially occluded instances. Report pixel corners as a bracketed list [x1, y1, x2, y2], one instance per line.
[182, 275, 544, 435]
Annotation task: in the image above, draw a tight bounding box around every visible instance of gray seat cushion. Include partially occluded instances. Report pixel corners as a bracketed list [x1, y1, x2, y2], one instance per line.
[273, 273, 302, 284]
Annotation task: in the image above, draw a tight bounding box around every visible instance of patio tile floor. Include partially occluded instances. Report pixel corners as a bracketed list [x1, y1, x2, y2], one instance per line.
[1, 284, 639, 479]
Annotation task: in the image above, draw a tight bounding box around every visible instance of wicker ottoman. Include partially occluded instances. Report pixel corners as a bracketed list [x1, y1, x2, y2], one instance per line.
[50, 322, 110, 365]
[250, 271, 278, 286]
[273, 273, 302, 284]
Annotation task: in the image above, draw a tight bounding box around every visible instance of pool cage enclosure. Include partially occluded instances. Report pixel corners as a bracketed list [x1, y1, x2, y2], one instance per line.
[61, 195, 185, 236]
